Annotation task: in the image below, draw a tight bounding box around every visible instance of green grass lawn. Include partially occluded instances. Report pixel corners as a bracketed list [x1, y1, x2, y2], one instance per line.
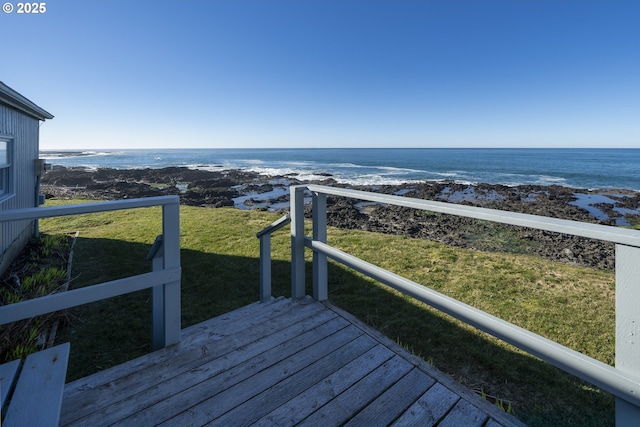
[40, 200, 616, 426]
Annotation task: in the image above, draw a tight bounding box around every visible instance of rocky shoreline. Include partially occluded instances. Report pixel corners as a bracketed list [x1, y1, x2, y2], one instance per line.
[41, 166, 640, 270]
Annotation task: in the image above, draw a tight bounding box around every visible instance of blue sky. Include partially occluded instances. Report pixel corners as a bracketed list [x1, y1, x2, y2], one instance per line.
[3, 0, 639, 149]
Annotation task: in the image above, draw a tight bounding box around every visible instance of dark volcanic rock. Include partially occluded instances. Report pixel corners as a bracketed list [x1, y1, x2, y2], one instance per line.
[182, 188, 238, 207]
[43, 166, 262, 188]
[188, 179, 239, 190]
[84, 181, 180, 200]
[322, 186, 619, 270]
[92, 167, 225, 184]
[243, 184, 274, 194]
[41, 166, 637, 270]
[42, 166, 95, 187]
[323, 199, 368, 229]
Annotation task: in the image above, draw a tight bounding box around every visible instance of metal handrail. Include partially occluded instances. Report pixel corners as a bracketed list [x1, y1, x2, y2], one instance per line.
[0, 196, 182, 347]
[289, 184, 640, 422]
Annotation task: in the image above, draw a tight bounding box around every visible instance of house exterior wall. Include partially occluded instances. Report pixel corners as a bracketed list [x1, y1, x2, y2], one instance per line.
[0, 103, 40, 274]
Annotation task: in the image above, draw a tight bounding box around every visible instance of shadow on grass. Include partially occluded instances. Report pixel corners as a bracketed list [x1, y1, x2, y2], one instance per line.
[56, 237, 613, 427]
[56, 236, 291, 382]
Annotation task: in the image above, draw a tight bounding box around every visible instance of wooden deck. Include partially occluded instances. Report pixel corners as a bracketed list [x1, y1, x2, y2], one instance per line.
[60, 296, 525, 427]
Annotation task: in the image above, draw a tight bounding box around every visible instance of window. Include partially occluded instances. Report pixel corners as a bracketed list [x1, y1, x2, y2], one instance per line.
[0, 138, 11, 198]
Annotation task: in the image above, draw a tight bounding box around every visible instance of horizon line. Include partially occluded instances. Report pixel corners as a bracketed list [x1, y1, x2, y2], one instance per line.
[39, 146, 640, 151]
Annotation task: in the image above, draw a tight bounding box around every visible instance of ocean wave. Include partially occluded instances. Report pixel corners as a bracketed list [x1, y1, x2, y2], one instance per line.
[377, 165, 428, 174]
[338, 177, 426, 186]
[83, 151, 117, 157]
[279, 160, 315, 166]
[535, 175, 567, 184]
[328, 163, 427, 174]
[331, 162, 362, 168]
[40, 150, 119, 159]
[431, 171, 462, 178]
[183, 163, 227, 172]
[240, 166, 327, 181]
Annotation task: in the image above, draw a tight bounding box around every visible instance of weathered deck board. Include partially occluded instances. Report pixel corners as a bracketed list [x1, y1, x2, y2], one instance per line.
[297, 354, 414, 427]
[4, 343, 70, 427]
[211, 339, 388, 427]
[0, 359, 21, 410]
[63, 297, 306, 403]
[61, 297, 526, 427]
[342, 368, 436, 427]
[438, 399, 490, 427]
[154, 325, 365, 426]
[63, 297, 336, 425]
[246, 343, 394, 427]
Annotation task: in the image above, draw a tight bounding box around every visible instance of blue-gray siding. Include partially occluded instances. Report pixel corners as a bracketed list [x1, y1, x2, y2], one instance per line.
[0, 103, 40, 269]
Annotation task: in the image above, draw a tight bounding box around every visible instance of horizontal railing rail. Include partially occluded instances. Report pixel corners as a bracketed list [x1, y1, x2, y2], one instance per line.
[306, 237, 640, 407]
[0, 196, 179, 221]
[303, 184, 640, 247]
[0, 196, 182, 348]
[0, 268, 181, 324]
[289, 184, 640, 424]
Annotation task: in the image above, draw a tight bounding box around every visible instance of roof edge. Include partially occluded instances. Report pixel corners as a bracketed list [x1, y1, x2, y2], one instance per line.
[0, 81, 54, 120]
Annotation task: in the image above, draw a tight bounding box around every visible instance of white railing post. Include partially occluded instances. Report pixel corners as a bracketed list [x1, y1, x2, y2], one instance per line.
[256, 214, 291, 303]
[162, 201, 181, 346]
[290, 186, 306, 299]
[312, 192, 328, 300]
[259, 234, 272, 303]
[147, 235, 165, 350]
[615, 244, 640, 425]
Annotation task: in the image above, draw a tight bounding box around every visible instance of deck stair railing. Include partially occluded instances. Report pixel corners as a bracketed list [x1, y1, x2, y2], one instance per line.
[281, 184, 640, 426]
[256, 214, 290, 303]
[0, 196, 182, 348]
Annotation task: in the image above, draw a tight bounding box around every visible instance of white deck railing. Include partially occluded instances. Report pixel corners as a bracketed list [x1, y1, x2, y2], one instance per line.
[256, 214, 290, 303]
[284, 184, 640, 425]
[0, 196, 182, 348]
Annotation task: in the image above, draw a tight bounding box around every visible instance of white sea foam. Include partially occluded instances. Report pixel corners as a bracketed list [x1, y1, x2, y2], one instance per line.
[377, 165, 427, 173]
[80, 151, 118, 157]
[41, 150, 116, 159]
[536, 175, 567, 184]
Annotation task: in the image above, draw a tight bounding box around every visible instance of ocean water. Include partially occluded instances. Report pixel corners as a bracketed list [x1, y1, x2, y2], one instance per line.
[41, 148, 640, 191]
